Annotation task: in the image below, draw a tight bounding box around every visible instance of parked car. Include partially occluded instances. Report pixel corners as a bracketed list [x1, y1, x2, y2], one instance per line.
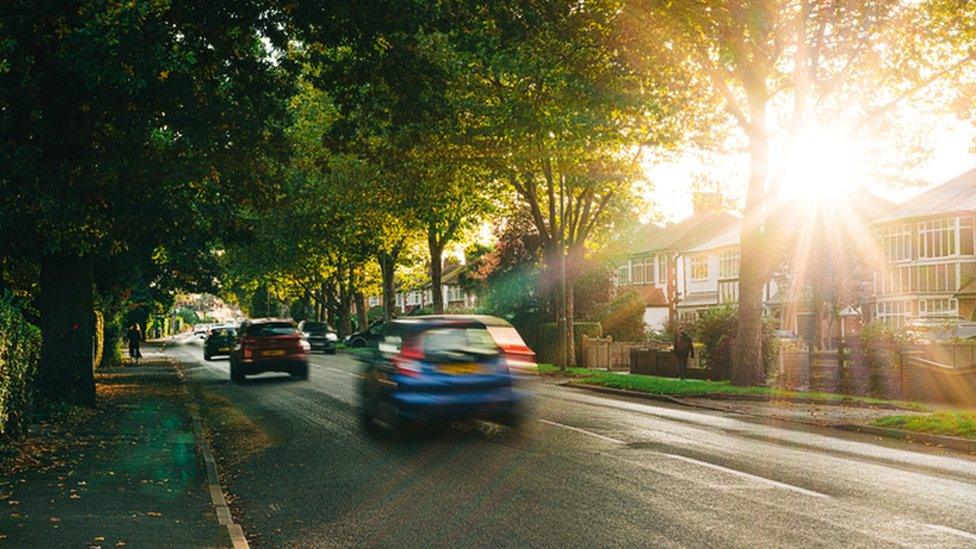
[358, 315, 531, 434]
[193, 323, 210, 339]
[345, 320, 385, 348]
[204, 327, 237, 361]
[905, 316, 976, 342]
[298, 320, 338, 354]
[229, 319, 310, 382]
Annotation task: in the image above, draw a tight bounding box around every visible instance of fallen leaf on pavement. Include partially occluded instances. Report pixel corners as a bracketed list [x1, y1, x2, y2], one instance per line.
[146, 512, 162, 517]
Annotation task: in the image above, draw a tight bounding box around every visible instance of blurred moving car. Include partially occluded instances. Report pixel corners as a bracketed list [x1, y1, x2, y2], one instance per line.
[298, 320, 338, 354]
[204, 326, 237, 361]
[358, 316, 531, 434]
[423, 315, 536, 372]
[229, 319, 310, 383]
[905, 316, 976, 342]
[345, 320, 385, 348]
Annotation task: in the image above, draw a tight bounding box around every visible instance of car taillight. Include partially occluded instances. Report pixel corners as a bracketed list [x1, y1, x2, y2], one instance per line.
[393, 356, 422, 376]
[243, 346, 252, 359]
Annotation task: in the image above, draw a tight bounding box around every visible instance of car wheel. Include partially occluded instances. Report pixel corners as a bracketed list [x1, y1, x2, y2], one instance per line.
[293, 363, 309, 380]
[351, 337, 367, 348]
[360, 382, 378, 428]
[230, 362, 245, 383]
[204, 352, 212, 361]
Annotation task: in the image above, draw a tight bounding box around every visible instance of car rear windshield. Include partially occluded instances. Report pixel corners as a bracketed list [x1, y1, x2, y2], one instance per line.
[247, 323, 299, 337]
[212, 328, 236, 338]
[302, 322, 331, 334]
[421, 328, 499, 359]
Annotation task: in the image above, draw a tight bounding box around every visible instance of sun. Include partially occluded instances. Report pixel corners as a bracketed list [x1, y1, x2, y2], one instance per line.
[779, 130, 861, 203]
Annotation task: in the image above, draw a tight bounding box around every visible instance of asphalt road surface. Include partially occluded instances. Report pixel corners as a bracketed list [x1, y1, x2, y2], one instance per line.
[164, 337, 976, 548]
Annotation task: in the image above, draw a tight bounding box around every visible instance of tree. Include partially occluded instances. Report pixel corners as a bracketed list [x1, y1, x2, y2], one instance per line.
[0, 1, 290, 404]
[440, 0, 693, 368]
[633, 0, 976, 385]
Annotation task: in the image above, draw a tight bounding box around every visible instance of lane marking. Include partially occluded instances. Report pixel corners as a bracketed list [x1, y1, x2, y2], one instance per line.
[659, 452, 830, 499]
[925, 524, 976, 542]
[324, 365, 363, 378]
[538, 419, 625, 445]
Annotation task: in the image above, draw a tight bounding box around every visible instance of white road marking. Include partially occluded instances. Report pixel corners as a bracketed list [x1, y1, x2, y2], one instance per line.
[324, 366, 362, 379]
[538, 419, 625, 445]
[659, 453, 830, 499]
[925, 524, 976, 542]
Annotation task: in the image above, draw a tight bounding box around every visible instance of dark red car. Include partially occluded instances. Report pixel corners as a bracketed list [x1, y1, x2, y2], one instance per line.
[229, 319, 310, 383]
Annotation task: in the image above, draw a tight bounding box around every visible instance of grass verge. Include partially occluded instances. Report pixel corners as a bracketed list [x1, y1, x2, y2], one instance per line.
[537, 364, 928, 411]
[872, 411, 976, 439]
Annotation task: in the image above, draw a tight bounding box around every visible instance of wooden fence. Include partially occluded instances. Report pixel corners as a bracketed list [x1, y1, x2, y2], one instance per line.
[777, 343, 976, 406]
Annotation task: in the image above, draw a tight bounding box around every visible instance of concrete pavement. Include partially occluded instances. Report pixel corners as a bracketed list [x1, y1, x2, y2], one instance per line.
[167, 338, 976, 547]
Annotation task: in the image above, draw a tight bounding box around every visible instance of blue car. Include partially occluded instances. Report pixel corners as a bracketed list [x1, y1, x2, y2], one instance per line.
[358, 316, 530, 434]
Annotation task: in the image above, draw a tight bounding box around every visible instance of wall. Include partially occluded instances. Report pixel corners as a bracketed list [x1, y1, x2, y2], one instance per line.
[643, 307, 669, 332]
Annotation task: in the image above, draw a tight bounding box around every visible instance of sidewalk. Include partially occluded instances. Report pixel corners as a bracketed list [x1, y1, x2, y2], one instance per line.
[0, 357, 228, 547]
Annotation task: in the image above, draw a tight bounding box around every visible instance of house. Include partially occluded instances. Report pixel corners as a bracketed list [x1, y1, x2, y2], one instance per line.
[675, 225, 781, 324]
[615, 211, 739, 330]
[367, 259, 477, 316]
[869, 167, 976, 327]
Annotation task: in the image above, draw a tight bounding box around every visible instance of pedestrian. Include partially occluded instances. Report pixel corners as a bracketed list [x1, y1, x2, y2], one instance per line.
[127, 323, 143, 364]
[673, 327, 694, 380]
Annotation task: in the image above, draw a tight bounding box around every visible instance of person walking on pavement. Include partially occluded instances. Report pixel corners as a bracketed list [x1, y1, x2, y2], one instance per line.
[673, 327, 694, 380]
[127, 323, 143, 364]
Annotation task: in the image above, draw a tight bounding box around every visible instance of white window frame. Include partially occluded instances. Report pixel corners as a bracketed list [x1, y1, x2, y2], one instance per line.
[631, 258, 645, 285]
[876, 224, 912, 262]
[718, 280, 738, 304]
[718, 249, 740, 279]
[690, 255, 709, 281]
[617, 262, 631, 286]
[368, 296, 380, 307]
[876, 301, 911, 327]
[447, 285, 463, 302]
[918, 298, 958, 317]
[918, 218, 957, 259]
[656, 255, 668, 285]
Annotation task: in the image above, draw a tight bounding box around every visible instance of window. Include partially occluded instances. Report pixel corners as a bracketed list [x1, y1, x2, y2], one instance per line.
[630, 257, 654, 285]
[877, 266, 912, 295]
[447, 285, 464, 302]
[690, 255, 709, 281]
[918, 218, 956, 258]
[876, 301, 911, 327]
[631, 258, 644, 284]
[368, 296, 380, 307]
[616, 263, 631, 285]
[718, 280, 738, 304]
[918, 298, 957, 316]
[718, 249, 739, 279]
[407, 291, 421, 306]
[914, 263, 956, 292]
[961, 217, 974, 255]
[657, 255, 668, 284]
[876, 224, 912, 262]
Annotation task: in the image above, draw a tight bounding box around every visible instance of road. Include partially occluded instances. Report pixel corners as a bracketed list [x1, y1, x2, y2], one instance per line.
[164, 338, 976, 548]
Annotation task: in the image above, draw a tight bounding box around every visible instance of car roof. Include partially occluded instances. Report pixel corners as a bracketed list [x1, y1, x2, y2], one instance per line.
[244, 318, 296, 325]
[406, 314, 514, 328]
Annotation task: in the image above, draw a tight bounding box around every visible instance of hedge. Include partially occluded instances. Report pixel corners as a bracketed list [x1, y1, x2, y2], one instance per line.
[538, 322, 602, 364]
[0, 296, 42, 438]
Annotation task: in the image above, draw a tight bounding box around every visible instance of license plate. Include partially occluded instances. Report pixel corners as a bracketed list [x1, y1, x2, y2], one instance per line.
[262, 349, 286, 357]
[439, 363, 481, 375]
[219, 347, 231, 352]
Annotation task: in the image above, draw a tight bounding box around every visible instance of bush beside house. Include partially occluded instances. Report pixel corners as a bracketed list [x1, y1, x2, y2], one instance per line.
[691, 305, 778, 381]
[0, 296, 42, 438]
[538, 322, 602, 364]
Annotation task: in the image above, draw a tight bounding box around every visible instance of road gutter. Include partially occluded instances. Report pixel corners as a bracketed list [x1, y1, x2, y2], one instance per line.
[173, 360, 250, 549]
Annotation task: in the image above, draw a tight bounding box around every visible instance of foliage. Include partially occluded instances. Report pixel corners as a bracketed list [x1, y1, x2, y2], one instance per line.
[691, 305, 778, 382]
[0, 296, 41, 438]
[538, 322, 603, 365]
[599, 290, 647, 342]
[174, 307, 201, 327]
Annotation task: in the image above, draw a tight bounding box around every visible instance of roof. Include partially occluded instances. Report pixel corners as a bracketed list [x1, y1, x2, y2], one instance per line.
[687, 225, 740, 253]
[630, 285, 668, 307]
[631, 211, 740, 256]
[872, 167, 976, 224]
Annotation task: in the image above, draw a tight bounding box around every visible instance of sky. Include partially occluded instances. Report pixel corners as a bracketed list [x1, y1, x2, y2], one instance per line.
[644, 118, 976, 223]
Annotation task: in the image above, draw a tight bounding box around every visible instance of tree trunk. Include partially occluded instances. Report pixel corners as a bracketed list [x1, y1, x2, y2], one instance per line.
[565, 246, 583, 368]
[379, 251, 398, 321]
[812, 282, 825, 350]
[337, 268, 352, 337]
[428, 231, 445, 314]
[355, 290, 369, 330]
[556, 246, 568, 370]
[38, 252, 96, 406]
[325, 281, 336, 327]
[732, 93, 769, 387]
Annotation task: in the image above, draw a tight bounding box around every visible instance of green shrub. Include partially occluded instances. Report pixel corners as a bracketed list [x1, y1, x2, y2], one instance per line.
[691, 305, 778, 382]
[0, 295, 42, 438]
[599, 290, 646, 342]
[538, 321, 602, 364]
